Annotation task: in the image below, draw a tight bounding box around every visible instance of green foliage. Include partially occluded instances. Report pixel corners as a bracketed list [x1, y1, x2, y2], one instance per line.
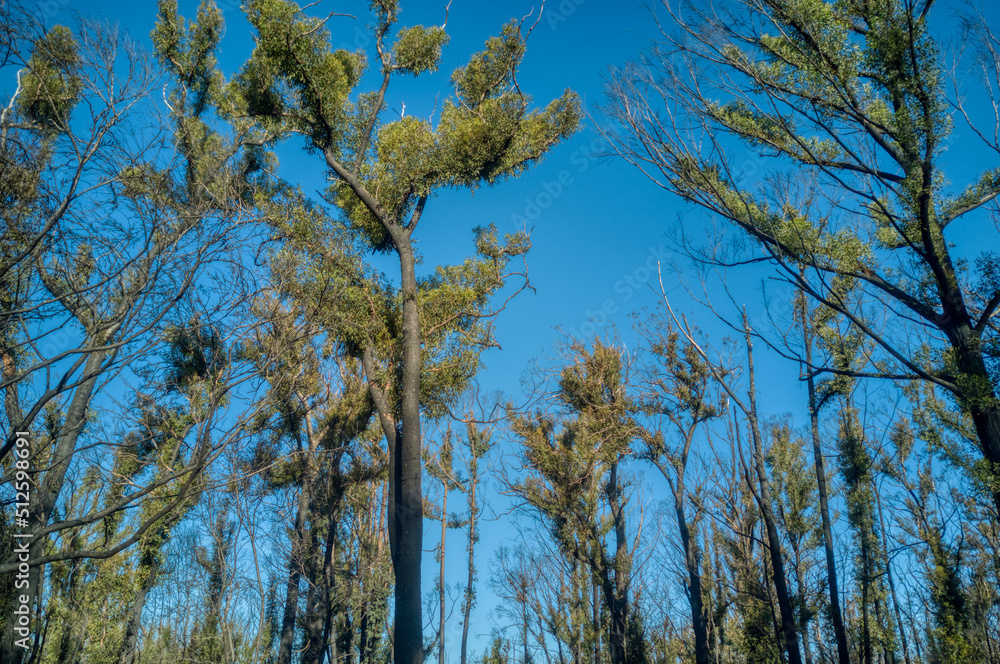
[151, 0, 224, 116]
[555, 341, 640, 461]
[393, 25, 448, 76]
[767, 421, 818, 545]
[240, 0, 364, 147]
[18, 25, 82, 130]
[164, 319, 228, 391]
[234, 0, 579, 249]
[480, 634, 512, 664]
[511, 341, 647, 663]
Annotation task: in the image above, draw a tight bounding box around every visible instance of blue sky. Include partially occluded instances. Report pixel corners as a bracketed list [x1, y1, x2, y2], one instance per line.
[18, 0, 1000, 657]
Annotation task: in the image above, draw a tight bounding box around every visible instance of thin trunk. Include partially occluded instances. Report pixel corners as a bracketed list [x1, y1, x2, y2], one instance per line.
[359, 609, 370, 664]
[604, 461, 630, 664]
[277, 427, 319, 664]
[2, 351, 107, 664]
[861, 535, 872, 664]
[438, 486, 448, 664]
[460, 466, 477, 664]
[592, 582, 601, 664]
[876, 489, 912, 664]
[317, 505, 341, 664]
[302, 524, 325, 664]
[667, 465, 709, 664]
[743, 323, 803, 664]
[792, 544, 813, 664]
[119, 556, 161, 664]
[873, 590, 893, 664]
[802, 307, 851, 664]
[708, 526, 724, 664]
[54, 573, 86, 664]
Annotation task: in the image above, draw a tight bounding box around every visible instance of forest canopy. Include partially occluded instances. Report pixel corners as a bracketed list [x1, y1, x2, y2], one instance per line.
[1, 1, 999, 664]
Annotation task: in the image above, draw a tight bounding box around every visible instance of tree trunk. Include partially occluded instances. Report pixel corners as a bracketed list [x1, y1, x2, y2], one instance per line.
[316, 510, 340, 664]
[460, 460, 478, 664]
[876, 487, 911, 664]
[394, 237, 425, 664]
[744, 326, 803, 664]
[603, 461, 631, 664]
[119, 556, 161, 664]
[802, 312, 851, 664]
[791, 544, 813, 664]
[592, 582, 601, 664]
[277, 426, 319, 664]
[665, 455, 709, 664]
[438, 487, 447, 664]
[317, 449, 349, 664]
[935, 243, 1000, 520]
[860, 535, 872, 664]
[54, 567, 86, 664]
[2, 351, 106, 664]
[302, 524, 325, 664]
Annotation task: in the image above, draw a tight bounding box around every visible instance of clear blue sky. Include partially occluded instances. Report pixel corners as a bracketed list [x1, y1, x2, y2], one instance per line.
[21, 0, 1000, 657]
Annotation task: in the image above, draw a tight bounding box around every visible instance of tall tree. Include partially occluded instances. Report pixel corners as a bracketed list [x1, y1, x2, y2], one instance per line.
[457, 419, 492, 664]
[226, 2, 581, 661]
[636, 320, 719, 664]
[511, 341, 646, 664]
[796, 291, 850, 664]
[659, 302, 804, 664]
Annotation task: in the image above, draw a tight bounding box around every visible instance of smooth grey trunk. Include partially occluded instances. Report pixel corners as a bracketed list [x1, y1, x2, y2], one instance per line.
[393, 235, 425, 664]
[324, 151, 427, 664]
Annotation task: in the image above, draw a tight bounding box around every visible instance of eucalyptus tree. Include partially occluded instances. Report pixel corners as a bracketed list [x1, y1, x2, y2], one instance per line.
[511, 341, 647, 664]
[424, 427, 462, 664]
[604, 0, 1000, 519]
[635, 319, 720, 664]
[211, 1, 581, 660]
[765, 420, 821, 664]
[456, 419, 492, 664]
[658, 300, 804, 664]
[835, 402, 895, 664]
